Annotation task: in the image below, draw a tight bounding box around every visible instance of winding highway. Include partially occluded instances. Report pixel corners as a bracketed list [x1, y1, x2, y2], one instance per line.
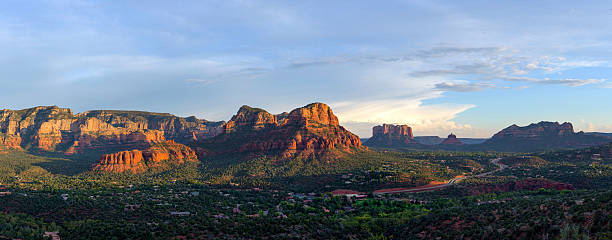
[373, 158, 507, 195]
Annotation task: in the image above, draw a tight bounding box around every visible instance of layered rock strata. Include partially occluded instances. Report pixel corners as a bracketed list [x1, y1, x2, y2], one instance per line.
[492, 121, 575, 139]
[193, 103, 364, 159]
[0, 106, 224, 153]
[93, 140, 197, 173]
[365, 124, 415, 147]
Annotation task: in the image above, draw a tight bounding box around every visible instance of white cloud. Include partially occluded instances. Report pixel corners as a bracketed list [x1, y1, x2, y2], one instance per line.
[499, 76, 606, 86]
[434, 81, 494, 92]
[332, 98, 476, 138]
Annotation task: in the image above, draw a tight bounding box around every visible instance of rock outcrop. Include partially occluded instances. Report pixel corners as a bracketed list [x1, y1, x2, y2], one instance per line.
[481, 121, 611, 152]
[0, 106, 224, 153]
[93, 140, 197, 173]
[365, 124, 415, 147]
[492, 122, 575, 139]
[286, 103, 340, 127]
[193, 103, 364, 159]
[440, 133, 464, 145]
[224, 106, 278, 133]
[0, 134, 21, 149]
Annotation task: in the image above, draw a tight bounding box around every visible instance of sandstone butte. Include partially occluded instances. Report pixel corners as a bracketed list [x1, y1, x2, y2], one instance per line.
[440, 133, 464, 145]
[483, 121, 611, 150]
[365, 124, 415, 147]
[492, 121, 576, 139]
[93, 140, 197, 173]
[0, 106, 224, 153]
[193, 102, 364, 159]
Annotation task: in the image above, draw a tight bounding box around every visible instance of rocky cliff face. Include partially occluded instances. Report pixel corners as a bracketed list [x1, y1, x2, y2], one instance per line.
[193, 103, 364, 159]
[0, 106, 224, 153]
[93, 140, 197, 173]
[492, 121, 575, 139]
[286, 103, 340, 127]
[0, 134, 21, 149]
[365, 124, 415, 147]
[373, 124, 413, 138]
[224, 106, 278, 133]
[440, 133, 464, 145]
[482, 121, 611, 151]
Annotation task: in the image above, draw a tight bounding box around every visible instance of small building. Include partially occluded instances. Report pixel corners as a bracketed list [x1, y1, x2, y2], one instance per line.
[330, 189, 366, 198]
[44, 231, 61, 240]
[170, 211, 191, 216]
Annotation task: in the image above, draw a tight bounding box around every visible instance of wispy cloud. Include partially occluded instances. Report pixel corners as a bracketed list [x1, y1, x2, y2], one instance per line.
[434, 81, 495, 92]
[410, 63, 498, 77]
[499, 76, 606, 86]
[185, 78, 217, 85]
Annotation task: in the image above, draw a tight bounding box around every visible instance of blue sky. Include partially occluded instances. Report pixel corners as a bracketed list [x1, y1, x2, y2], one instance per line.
[1, 0, 611, 137]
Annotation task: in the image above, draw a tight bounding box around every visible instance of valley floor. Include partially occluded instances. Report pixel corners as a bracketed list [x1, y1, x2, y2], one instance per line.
[0, 146, 611, 239]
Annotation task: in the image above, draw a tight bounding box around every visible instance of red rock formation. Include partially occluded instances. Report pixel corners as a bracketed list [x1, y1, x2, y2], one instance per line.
[276, 112, 289, 126]
[372, 124, 413, 138]
[440, 133, 464, 145]
[285, 103, 339, 127]
[492, 121, 575, 139]
[0, 106, 224, 152]
[93, 140, 197, 173]
[365, 124, 415, 147]
[224, 106, 277, 133]
[65, 130, 166, 155]
[95, 150, 146, 173]
[483, 121, 610, 151]
[193, 102, 364, 159]
[0, 135, 21, 149]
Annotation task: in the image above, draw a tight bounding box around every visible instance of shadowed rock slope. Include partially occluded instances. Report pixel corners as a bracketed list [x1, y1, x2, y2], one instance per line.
[192, 103, 364, 159]
[480, 121, 611, 152]
[365, 124, 415, 147]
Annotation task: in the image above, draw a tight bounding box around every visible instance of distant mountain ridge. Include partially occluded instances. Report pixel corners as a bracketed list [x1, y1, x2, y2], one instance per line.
[586, 132, 612, 138]
[492, 121, 575, 139]
[3, 105, 612, 175]
[481, 121, 611, 152]
[0, 103, 365, 174]
[0, 106, 224, 154]
[413, 136, 487, 145]
[364, 121, 611, 152]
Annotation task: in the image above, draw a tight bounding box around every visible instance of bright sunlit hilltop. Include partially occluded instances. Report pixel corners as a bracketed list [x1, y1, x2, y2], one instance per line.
[1, 1, 612, 138]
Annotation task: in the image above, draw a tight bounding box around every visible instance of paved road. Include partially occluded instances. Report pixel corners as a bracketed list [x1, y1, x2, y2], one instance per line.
[373, 158, 506, 194]
[476, 158, 507, 177]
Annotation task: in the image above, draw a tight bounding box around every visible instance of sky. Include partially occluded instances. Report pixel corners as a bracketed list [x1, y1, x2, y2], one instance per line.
[1, 0, 612, 138]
